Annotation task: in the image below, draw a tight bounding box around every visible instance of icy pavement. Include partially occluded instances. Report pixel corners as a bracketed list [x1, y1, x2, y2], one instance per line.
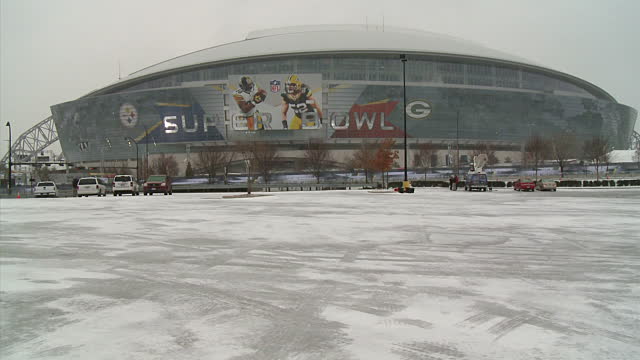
[1, 188, 639, 360]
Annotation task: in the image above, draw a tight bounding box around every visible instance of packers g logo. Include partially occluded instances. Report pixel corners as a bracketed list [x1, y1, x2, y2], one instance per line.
[406, 100, 432, 119]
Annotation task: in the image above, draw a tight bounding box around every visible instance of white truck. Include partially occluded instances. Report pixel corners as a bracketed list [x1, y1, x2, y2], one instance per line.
[34, 181, 58, 197]
[464, 154, 490, 192]
[113, 175, 139, 196]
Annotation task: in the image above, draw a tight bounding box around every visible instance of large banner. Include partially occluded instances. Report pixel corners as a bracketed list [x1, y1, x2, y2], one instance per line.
[228, 74, 323, 131]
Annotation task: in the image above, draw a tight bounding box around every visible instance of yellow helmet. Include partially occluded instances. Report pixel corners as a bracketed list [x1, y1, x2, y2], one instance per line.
[286, 75, 302, 94]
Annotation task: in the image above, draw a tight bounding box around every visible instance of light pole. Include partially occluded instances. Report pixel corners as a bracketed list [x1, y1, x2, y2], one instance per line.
[400, 54, 409, 190]
[456, 110, 460, 176]
[5, 122, 11, 194]
[124, 136, 139, 180]
[141, 123, 149, 180]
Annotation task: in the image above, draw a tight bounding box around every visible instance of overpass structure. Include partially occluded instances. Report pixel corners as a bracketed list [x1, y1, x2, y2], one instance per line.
[2, 116, 59, 166]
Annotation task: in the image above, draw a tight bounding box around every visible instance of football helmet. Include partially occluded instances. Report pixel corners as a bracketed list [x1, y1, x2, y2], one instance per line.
[285, 75, 302, 94]
[239, 76, 255, 92]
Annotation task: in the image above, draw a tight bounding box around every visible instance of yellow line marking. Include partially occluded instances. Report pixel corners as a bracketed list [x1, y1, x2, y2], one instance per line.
[328, 84, 352, 92]
[135, 120, 164, 142]
[363, 99, 391, 105]
[155, 103, 191, 107]
[307, 87, 322, 96]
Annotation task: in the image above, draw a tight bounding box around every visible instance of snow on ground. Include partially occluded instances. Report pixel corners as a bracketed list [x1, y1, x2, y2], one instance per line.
[1, 188, 639, 360]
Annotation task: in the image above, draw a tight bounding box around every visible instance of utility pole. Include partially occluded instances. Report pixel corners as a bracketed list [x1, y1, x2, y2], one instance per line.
[5, 122, 11, 194]
[124, 137, 139, 180]
[456, 110, 460, 176]
[400, 54, 409, 190]
[141, 123, 149, 180]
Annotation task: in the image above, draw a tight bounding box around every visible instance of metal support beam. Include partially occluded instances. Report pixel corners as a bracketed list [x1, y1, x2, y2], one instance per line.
[1, 116, 58, 165]
[631, 130, 640, 150]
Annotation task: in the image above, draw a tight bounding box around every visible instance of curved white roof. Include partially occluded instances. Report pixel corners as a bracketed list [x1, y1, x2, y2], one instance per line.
[87, 25, 615, 101]
[130, 25, 536, 78]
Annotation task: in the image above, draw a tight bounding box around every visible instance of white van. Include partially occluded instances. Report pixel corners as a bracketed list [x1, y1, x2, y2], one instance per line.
[77, 177, 107, 197]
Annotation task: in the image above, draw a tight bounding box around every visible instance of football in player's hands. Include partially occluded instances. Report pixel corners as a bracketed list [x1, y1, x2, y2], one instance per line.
[253, 89, 267, 104]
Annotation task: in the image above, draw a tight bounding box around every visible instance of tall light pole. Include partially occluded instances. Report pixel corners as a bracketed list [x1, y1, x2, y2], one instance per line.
[5, 122, 11, 194]
[141, 123, 149, 180]
[124, 136, 139, 180]
[400, 54, 409, 190]
[456, 110, 460, 176]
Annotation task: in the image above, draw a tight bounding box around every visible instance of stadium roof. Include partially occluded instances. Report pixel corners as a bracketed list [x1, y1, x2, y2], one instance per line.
[85, 25, 615, 101]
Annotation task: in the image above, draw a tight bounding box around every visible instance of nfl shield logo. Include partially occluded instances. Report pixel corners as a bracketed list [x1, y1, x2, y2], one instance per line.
[270, 80, 281, 93]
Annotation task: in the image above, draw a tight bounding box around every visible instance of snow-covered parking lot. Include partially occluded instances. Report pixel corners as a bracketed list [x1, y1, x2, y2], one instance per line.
[1, 188, 639, 359]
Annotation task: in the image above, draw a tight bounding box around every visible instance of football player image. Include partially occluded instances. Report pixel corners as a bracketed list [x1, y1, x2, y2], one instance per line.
[232, 76, 267, 130]
[281, 75, 323, 130]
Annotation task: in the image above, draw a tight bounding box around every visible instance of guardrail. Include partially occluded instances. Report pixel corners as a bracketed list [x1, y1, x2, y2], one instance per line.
[172, 182, 372, 193]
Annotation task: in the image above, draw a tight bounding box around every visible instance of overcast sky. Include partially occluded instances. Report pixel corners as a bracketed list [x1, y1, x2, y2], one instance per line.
[1, 0, 638, 157]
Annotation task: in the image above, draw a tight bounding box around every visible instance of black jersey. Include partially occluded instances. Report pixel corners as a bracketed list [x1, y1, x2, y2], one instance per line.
[281, 87, 316, 117]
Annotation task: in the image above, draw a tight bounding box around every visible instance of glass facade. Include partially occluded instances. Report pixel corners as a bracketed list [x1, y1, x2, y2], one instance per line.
[52, 54, 637, 164]
[114, 55, 597, 98]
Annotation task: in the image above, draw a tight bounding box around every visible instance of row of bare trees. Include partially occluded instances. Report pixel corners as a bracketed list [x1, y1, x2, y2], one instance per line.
[524, 133, 613, 180]
[117, 133, 620, 183]
[103, 154, 180, 179]
[191, 140, 335, 185]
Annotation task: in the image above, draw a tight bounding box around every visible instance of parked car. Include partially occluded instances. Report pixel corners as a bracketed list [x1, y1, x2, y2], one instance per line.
[143, 175, 172, 195]
[77, 177, 107, 197]
[113, 175, 139, 196]
[34, 181, 58, 197]
[513, 178, 536, 192]
[536, 179, 558, 191]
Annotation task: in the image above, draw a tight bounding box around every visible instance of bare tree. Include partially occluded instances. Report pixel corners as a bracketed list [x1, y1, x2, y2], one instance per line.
[524, 135, 549, 180]
[304, 140, 333, 184]
[550, 132, 578, 178]
[185, 161, 194, 177]
[140, 158, 149, 180]
[413, 143, 437, 181]
[254, 142, 279, 185]
[471, 143, 499, 165]
[237, 142, 254, 194]
[195, 146, 229, 184]
[583, 136, 611, 181]
[372, 138, 398, 188]
[104, 161, 130, 176]
[238, 141, 279, 186]
[35, 166, 51, 181]
[152, 153, 179, 176]
[352, 141, 377, 183]
[223, 150, 237, 185]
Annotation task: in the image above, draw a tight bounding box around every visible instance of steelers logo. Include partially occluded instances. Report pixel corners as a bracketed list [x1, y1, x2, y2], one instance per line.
[119, 103, 138, 128]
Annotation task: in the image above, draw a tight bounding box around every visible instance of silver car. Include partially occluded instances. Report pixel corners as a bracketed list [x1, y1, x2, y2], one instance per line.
[535, 179, 558, 192]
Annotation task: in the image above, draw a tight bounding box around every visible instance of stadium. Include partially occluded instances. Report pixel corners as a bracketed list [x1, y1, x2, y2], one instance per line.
[47, 25, 637, 176]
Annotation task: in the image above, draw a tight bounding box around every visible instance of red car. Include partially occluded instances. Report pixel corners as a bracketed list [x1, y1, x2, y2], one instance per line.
[143, 175, 173, 195]
[513, 178, 536, 192]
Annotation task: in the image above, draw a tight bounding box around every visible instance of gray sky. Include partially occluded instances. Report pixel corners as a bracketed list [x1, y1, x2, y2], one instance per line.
[1, 0, 638, 157]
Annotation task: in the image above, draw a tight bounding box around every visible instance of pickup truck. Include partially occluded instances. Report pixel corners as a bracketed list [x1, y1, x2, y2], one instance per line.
[34, 181, 57, 197]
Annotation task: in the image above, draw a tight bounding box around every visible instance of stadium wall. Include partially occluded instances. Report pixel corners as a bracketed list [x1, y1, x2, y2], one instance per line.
[51, 54, 637, 170]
